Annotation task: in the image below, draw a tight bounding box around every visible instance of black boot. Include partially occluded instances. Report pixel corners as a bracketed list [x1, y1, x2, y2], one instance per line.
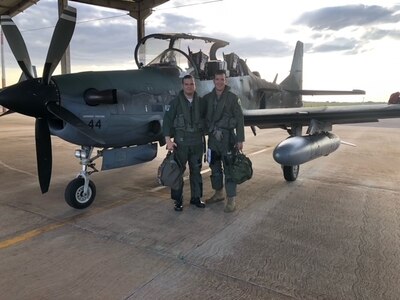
[174, 198, 183, 211]
[190, 197, 205, 208]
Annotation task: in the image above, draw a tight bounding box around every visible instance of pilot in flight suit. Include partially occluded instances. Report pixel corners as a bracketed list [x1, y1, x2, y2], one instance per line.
[203, 69, 245, 213]
[162, 74, 206, 211]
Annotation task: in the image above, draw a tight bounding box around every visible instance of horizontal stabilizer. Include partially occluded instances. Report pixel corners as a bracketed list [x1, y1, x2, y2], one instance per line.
[294, 89, 365, 96]
[258, 86, 281, 93]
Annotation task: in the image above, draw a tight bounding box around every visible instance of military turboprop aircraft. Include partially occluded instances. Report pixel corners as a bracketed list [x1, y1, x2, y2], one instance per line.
[1, 6, 400, 209]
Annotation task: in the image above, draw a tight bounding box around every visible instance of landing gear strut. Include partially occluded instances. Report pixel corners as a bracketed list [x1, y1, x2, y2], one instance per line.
[65, 146, 100, 209]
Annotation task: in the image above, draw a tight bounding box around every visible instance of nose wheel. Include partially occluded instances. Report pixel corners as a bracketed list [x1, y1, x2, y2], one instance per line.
[65, 146, 100, 209]
[65, 177, 96, 209]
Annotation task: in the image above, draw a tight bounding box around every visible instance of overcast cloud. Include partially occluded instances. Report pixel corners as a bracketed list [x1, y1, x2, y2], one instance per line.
[10, 1, 400, 67]
[3, 0, 399, 101]
[294, 4, 400, 30]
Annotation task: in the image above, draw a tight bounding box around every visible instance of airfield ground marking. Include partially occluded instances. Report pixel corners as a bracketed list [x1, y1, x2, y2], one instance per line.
[149, 146, 272, 193]
[0, 222, 67, 250]
[0, 147, 272, 249]
[0, 194, 147, 250]
[0, 160, 36, 177]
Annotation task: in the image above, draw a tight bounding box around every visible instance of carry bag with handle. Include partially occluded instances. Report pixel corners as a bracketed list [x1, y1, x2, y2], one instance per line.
[231, 151, 253, 184]
[157, 151, 183, 190]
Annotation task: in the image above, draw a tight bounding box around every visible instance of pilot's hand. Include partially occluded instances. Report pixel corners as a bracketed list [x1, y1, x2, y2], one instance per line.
[236, 142, 243, 151]
[166, 139, 177, 151]
[213, 129, 223, 141]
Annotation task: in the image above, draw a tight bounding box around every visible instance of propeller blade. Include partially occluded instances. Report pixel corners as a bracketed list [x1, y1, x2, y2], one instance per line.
[42, 6, 77, 84]
[250, 125, 257, 136]
[47, 102, 105, 145]
[0, 15, 33, 79]
[35, 118, 52, 193]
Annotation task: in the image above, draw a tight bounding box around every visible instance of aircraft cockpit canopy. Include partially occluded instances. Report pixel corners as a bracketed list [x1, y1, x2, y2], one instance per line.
[134, 33, 230, 79]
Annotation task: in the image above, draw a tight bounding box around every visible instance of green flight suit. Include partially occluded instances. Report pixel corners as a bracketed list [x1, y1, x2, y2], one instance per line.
[163, 90, 206, 201]
[204, 86, 245, 198]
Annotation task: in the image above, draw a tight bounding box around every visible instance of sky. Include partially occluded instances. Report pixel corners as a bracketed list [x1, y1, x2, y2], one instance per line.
[2, 0, 400, 102]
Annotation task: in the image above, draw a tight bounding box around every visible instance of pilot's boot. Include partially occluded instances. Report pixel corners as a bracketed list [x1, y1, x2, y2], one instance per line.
[207, 189, 225, 204]
[190, 197, 206, 208]
[224, 197, 236, 213]
[174, 197, 183, 212]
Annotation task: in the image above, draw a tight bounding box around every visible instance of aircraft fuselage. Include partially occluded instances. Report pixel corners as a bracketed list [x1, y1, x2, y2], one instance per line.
[49, 66, 299, 148]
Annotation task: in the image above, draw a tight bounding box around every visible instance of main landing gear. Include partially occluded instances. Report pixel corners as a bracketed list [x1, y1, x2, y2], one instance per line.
[281, 125, 301, 182]
[65, 146, 100, 209]
[282, 165, 299, 181]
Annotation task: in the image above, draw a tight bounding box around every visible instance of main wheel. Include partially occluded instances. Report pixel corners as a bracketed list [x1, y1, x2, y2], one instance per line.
[65, 178, 96, 209]
[283, 165, 299, 181]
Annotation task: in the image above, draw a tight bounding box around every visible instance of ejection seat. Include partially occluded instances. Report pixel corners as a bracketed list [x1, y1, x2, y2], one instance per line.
[224, 52, 242, 77]
[189, 50, 209, 79]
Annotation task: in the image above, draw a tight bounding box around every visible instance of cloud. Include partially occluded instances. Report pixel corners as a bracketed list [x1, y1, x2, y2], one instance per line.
[362, 28, 400, 40]
[309, 38, 361, 54]
[217, 35, 293, 58]
[148, 13, 205, 33]
[294, 4, 400, 30]
[291, 4, 400, 55]
[11, 0, 139, 67]
[16, 2, 398, 71]
[146, 14, 294, 58]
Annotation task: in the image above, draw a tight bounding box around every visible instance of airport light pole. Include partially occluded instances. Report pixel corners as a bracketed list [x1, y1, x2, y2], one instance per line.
[1, 28, 5, 113]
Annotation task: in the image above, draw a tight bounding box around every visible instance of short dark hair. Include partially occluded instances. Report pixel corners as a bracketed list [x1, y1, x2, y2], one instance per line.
[182, 74, 194, 83]
[214, 69, 226, 76]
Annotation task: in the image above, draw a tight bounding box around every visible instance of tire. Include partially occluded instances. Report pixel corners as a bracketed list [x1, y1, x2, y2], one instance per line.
[65, 178, 96, 209]
[283, 165, 299, 182]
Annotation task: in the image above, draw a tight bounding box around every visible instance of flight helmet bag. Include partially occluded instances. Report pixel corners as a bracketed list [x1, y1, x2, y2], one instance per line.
[157, 151, 183, 190]
[231, 151, 253, 184]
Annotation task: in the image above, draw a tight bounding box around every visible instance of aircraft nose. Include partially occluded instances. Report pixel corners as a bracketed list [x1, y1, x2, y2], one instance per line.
[0, 79, 55, 118]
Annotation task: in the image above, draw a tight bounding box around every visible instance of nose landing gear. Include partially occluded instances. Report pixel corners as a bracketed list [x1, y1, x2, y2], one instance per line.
[65, 146, 100, 209]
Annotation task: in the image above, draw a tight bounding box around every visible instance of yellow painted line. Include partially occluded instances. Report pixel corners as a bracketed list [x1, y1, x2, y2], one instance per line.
[0, 222, 67, 250]
[246, 147, 272, 157]
[0, 147, 273, 249]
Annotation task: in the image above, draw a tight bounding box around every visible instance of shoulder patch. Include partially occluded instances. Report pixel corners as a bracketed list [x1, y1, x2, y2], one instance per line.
[165, 104, 170, 112]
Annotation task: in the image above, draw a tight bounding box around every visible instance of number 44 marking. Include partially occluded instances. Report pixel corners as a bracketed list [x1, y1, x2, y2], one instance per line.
[88, 119, 101, 129]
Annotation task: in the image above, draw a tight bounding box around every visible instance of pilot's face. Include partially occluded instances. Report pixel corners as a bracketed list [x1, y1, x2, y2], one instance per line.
[182, 77, 196, 98]
[214, 73, 226, 93]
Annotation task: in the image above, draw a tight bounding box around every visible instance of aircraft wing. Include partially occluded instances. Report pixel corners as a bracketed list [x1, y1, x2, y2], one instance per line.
[244, 104, 400, 128]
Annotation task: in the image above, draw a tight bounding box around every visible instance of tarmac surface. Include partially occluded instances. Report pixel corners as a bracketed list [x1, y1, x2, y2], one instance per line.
[1, 115, 400, 299]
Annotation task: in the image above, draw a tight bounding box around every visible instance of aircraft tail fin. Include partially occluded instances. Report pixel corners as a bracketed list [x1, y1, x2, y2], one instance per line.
[279, 42, 365, 97]
[280, 41, 303, 91]
[272, 73, 278, 84]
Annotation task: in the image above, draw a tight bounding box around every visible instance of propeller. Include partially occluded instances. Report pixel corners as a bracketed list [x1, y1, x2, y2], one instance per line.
[47, 102, 105, 144]
[35, 118, 52, 193]
[0, 16, 33, 79]
[42, 6, 77, 84]
[0, 6, 86, 193]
